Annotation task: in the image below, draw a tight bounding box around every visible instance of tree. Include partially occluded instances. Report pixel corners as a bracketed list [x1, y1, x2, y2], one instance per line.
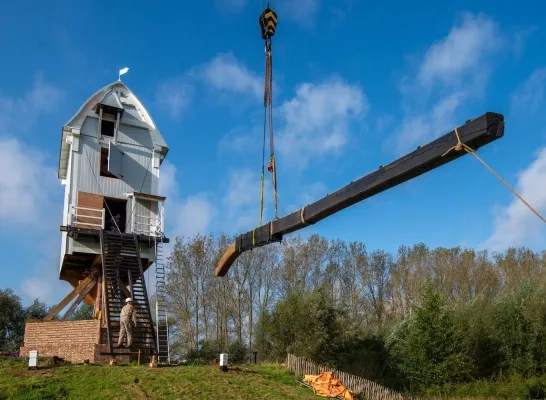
[25, 299, 50, 320]
[256, 287, 347, 366]
[0, 289, 25, 351]
[387, 281, 472, 391]
[70, 303, 94, 320]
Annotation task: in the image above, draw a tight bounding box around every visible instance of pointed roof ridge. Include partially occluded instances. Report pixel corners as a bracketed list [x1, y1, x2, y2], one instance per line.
[98, 88, 123, 110]
[59, 80, 170, 179]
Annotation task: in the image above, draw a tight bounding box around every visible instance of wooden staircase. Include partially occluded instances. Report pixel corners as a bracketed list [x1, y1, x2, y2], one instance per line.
[100, 230, 157, 358]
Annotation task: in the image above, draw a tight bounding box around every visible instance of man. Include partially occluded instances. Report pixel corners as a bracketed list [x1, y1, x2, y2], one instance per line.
[116, 297, 137, 348]
[110, 213, 121, 231]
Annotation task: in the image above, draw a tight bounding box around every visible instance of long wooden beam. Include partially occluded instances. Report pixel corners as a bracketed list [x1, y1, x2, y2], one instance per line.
[216, 112, 505, 276]
[61, 276, 98, 320]
[43, 271, 97, 320]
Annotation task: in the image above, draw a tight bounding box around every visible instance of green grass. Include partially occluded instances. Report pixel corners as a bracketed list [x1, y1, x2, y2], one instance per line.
[0, 357, 320, 400]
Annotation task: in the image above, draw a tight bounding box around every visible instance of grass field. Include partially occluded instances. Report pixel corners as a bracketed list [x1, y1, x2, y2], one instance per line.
[0, 356, 321, 400]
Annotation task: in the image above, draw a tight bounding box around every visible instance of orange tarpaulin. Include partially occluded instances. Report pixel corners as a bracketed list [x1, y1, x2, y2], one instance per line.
[303, 372, 354, 400]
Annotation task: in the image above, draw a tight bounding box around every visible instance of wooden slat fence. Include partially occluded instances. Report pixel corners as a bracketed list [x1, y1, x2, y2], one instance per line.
[286, 353, 421, 400]
[286, 354, 500, 400]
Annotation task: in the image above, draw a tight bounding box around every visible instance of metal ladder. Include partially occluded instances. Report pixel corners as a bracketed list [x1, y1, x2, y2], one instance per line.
[154, 233, 170, 363]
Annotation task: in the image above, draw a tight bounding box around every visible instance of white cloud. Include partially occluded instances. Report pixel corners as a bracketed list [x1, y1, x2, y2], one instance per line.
[0, 137, 59, 228]
[218, 126, 261, 154]
[393, 91, 466, 153]
[159, 160, 217, 240]
[0, 77, 63, 229]
[299, 181, 328, 206]
[21, 277, 54, 303]
[276, 77, 367, 169]
[158, 160, 178, 201]
[155, 78, 194, 118]
[0, 77, 66, 305]
[20, 251, 65, 305]
[481, 147, 546, 251]
[199, 55, 367, 169]
[156, 52, 266, 117]
[175, 195, 217, 237]
[511, 67, 546, 116]
[417, 12, 501, 90]
[17, 225, 66, 306]
[200, 52, 263, 100]
[390, 12, 504, 154]
[222, 168, 272, 231]
[0, 74, 64, 133]
[277, 0, 321, 28]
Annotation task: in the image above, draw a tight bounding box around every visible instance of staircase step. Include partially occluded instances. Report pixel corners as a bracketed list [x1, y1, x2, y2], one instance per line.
[101, 230, 157, 356]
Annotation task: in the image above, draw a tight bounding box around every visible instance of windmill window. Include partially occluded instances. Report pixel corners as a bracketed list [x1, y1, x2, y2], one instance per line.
[101, 119, 115, 137]
[100, 147, 119, 179]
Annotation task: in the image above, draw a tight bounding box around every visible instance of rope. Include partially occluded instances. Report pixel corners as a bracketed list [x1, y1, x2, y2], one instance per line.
[267, 52, 278, 219]
[263, 40, 278, 220]
[257, 3, 279, 225]
[260, 68, 267, 225]
[443, 127, 546, 224]
[299, 205, 310, 226]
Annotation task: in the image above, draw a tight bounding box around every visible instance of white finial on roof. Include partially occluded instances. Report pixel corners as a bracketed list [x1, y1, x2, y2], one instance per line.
[118, 67, 129, 81]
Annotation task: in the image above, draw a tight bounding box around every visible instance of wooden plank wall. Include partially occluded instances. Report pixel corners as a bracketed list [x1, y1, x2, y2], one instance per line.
[76, 191, 104, 229]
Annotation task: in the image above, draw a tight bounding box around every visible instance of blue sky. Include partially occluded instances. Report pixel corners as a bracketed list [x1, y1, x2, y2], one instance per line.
[1, 0, 546, 306]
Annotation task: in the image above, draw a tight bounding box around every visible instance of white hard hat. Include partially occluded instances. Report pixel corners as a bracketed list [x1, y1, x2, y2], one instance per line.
[126, 298, 133, 303]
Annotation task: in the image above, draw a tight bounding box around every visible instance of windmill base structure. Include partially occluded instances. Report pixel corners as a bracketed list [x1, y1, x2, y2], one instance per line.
[18, 80, 171, 364]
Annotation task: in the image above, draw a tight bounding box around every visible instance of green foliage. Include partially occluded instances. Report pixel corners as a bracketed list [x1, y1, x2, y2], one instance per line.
[69, 303, 94, 321]
[227, 341, 249, 364]
[25, 299, 50, 320]
[387, 281, 473, 391]
[0, 289, 25, 352]
[424, 373, 546, 398]
[256, 287, 350, 367]
[487, 282, 546, 377]
[335, 333, 389, 379]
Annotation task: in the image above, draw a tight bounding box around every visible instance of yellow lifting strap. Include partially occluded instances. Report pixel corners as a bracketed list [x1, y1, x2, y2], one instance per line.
[258, 3, 279, 225]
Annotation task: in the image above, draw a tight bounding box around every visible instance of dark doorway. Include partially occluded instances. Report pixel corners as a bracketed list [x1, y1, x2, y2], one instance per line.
[104, 197, 127, 232]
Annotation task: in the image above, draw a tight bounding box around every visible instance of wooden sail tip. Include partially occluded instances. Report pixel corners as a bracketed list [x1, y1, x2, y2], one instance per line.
[216, 242, 241, 277]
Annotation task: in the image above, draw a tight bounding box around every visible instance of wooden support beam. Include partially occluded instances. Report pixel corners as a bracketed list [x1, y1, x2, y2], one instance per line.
[93, 276, 102, 319]
[43, 272, 97, 320]
[84, 255, 102, 306]
[61, 276, 98, 320]
[216, 112, 505, 277]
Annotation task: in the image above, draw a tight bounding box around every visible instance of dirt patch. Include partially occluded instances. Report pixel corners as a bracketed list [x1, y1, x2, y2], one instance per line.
[123, 382, 157, 400]
[16, 369, 54, 377]
[226, 366, 259, 374]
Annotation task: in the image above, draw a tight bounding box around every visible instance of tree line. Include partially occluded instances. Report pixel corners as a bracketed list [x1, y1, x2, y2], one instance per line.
[165, 233, 546, 396]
